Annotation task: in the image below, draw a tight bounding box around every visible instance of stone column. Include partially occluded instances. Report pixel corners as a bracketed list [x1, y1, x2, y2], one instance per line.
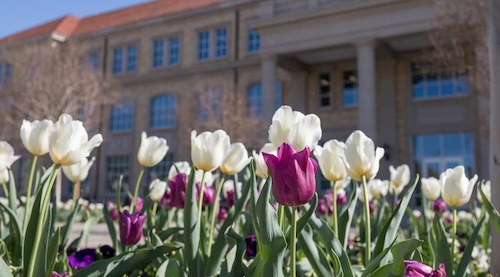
[356, 41, 377, 141]
[261, 54, 277, 121]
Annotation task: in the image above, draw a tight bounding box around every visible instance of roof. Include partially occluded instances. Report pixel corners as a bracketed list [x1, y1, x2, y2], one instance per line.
[0, 0, 227, 45]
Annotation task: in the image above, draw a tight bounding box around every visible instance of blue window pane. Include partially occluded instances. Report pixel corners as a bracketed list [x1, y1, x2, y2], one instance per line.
[198, 31, 210, 61]
[247, 83, 262, 117]
[275, 82, 282, 109]
[441, 77, 454, 96]
[248, 29, 260, 53]
[90, 52, 99, 71]
[216, 28, 227, 58]
[112, 48, 123, 74]
[105, 156, 130, 194]
[169, 37, 180, 65]
[5, 63, 11, 79]
[151, 95, 177, 128]
[110, 100, 134, 131]
[442, 134, 462, 156]
[411, 63, 470, 99]
[421, 135, 440, 157]
[0, 64, 3, 83]
[153, 40, 164, 68]
[127, 46, 137, 72]
[342, 70, 358, 107]
[412, 85, 425, 99]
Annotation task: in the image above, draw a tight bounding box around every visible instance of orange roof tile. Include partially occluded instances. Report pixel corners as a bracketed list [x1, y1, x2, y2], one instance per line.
[0, 15, 78, 44]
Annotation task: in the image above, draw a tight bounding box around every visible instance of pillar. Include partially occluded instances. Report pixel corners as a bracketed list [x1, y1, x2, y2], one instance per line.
[356, 41, 377, 141]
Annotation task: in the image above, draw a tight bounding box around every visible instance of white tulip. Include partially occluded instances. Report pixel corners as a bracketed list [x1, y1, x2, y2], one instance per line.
[49, 114, 103, 166]
[358, 185, 373, 203]
[314, 139, 347, 182]
[0, 141, 21, 171]
[137, 132, 169, 168]
[368, 179, 389, 199]
[195, 169, 216, 187]
[220, 143, 252, 175]
[389, 164, 411, 195]
[421, 177, 441, 201]
[477, 180, 491, 204]
[0, 169, 9, 184]
[167, 161, 191, 180]
[252, 143, 276, 179]
[222, 180, 242, 199]
[268, 106, 322, 151]
[20, 119, 54, 156]
[62, 157, 95, 183]
[341, 130, 384, 181]
[441, 166, 478, 207]
[191, 130, 230, 172]
[334, 176, 351, 190]
[149, 179, 167, 202]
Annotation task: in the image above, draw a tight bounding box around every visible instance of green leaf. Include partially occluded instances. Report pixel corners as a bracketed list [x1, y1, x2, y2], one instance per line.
[433, 219, 453, 277]
[220, 228, 246, 277]
[298, 224, 334, 277]
[338, 184, 358, 248]
[69, 213, 103, 249]
[0, 203, 22, 265]
[369, 263, 393, 277]
[73, 245, 180, 277]
[361, 238, 396, 277]
[388, 238, 423, 276]
[479, 183, 500, 233]
[455, 215, 486, 277]
[7, 170, 17, 212]
[46, 228, 61, 277]
[60, 203, 81, 247]
[32, 206, 52, 277]
[183, 167, 202, 277]
[0, 256, 13, 277]
[155, 258, 184, 277]
[286, 194, 318, 239]
[157, 227, 182, 242]
[102, 201, 121, 254]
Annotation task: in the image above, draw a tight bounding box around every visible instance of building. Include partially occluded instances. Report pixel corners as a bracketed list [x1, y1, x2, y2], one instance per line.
[0, 0, 489, 201]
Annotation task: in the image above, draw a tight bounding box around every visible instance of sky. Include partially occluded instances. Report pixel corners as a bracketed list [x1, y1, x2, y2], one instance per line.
[0, 0, 150, 38]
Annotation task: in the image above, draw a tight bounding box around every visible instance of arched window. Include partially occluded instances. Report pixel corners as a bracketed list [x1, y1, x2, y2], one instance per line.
[150, 94, 177, 128]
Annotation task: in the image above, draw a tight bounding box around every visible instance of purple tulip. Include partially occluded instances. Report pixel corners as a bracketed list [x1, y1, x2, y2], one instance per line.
[159, 189, 171, 209]
[67, 248, 96, 269]
[106, 201, 118, 221]
[168, 173, 188, 209]
[317, 198, 332, 216]
[217, 207, 228, 221]
[337, 192, 347, 206]
[369, 201, 376, 215]
[226, 190, 236, 209]
[245, 235, 258, 257]
[404, 260, 446, 277]
[197, 183, 215, 206]
[119, 209, 146, 245]
[433, 199, 448, 214]
[263, 143, 317, 207]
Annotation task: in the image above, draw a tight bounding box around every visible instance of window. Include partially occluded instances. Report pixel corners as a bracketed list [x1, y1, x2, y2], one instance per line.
[169, 37, 180, 65]
[342, 70, 358, 107]
[112, 48, 123, 75]
[89, 52, 99, 71]
[147, 154, 174, 183]
[216, 27, 228, 58]
[247, 82, 282, 117]
[105, 156, 130, 194]
[151, 95, 177, 128]
[0, 62, 12, 85]
[198, 87, 223, 121]
[110, 100, 134, 131]
[411, 63, 470, 99]
[318, 73, 331, 108]
[198, 31, 210, 61]
[112, 45, 137, 75]
[248, 29, 260, 53]
[152, 36, 181, 68]
[153, 40, 165, 68]
[126, 46, 137, 72]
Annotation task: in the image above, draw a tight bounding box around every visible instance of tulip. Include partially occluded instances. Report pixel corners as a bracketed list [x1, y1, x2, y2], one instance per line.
[268, 106, 322, 152]
[149, 179, 167, 202]
[441, 166, 477, 208]
[62, 157, 95, 183]
[220, 143, 252, 175]
[20, 119, 54, 156]
[168, 173, 188, 209]
[0, 141, 21, 171]
[336, 189, 347, 206]
[127, 196, 143, 212]
[49, 114, 103, 166]
[433, 199, 447, 214]
[263, 143, 317, 207]
[223, 180, 242, 209]
[137, 132, 168, 168]
[194, 169, 215, 187]
[368, 179, 389, 199]
[421, 177, 441, 201]
[317, 198, 332, 216]
[477, 180, 491, 204]
[341, 130, 384, 181]
[167, 161, 190, 180]
[197, 183, 215, 206]
[313, 139, 347, 182]
[0, 169, 9, 185]
[358, 185, 373, 203]
[389, 164, 410, 195]
[119, 209, 146, 245]
[404, 260, 446, 277]
[217, 207, 228, 221]
[106, 201, 118, 221]
[252, 143, 276, 179]
[191, 130, 230, 172]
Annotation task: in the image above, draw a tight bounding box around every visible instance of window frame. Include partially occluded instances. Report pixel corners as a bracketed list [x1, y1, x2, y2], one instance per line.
[247, 28, 260, 53]
[111, 43, 139, 75]
[410, 63, 470, 101]
[105, 155, 130, 195]
[342, 69, 358, 107]
[150, 94, 177, 129]
[109, 99, 135, 132]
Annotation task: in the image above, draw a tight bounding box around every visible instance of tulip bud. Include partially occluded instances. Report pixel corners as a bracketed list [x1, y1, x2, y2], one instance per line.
[149, 179, 167, 202]
[389, 164, 411, 195]
[268, 106, 322, 151]
[106, 201, 118, 221]
[137, 132, 168, 168]
[217, 207, 228, 221]
[477, 180, 491, 204]
[0, 169, 9, 184]
[168, 173, 188, 208]
[252, 143, 276, 179]
[368, 179, 389, 199]
[62, 157, 95, 183]
[433, 199, 447, 214]
[421, 177, 441, 201]
[220, 143, 252, 175]
[197, 183, 215, 206]
[336, 189, 347, 206]
[127, 196, 143, 212]
[119, 209, 146, 245]
[223, 180, 242, 209]
[440, 166, 477, 207]
[20, 119, 54, 156]
[49, 114, 103, 166]
[313, 139, 347, 182]
[341, 130, 384, 181]
[263, 143, 317, 206]
[245, 234, 258, 257]
[317, 198, 331, 216]
[191, 130, 230, 172]
[167, 161, 190, 181]
[404, 260, 446, 277]
[0, 141, 21, 171]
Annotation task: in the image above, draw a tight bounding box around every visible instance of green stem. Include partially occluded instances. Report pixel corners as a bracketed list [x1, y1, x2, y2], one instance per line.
[361, 175, 371, 265]
[151, 202, 158, 226]
[26, 165, 60, 277]
[207, 174, 225, 256]
[131, 168, 145, 213]
[452, 207, 457, 259]
[290, 207, 297, 277]
[332, 181, 338, 235]
[278, 205, 284, 230]
[72, 181, 80, 209]
[2, 183, 8, 198]
[24, 155, 38, 215]
[197, 171, 206, 226]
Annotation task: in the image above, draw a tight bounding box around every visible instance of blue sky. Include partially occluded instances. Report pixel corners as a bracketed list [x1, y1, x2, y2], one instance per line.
[0, 0, 150, 38]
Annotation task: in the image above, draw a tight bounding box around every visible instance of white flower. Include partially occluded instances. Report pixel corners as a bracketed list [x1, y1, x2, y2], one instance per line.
[149, 179, 167, 202]
[222, 180, 242, 199]
[0, 169, 9, 184]
[220, 143, 252, 175]
[358, 185, 373, 203]
[441, 166, 477, 207]
[412, 210, 422, 218]
[368, 179, 389, 199]
[20, 119, 54, 156]
[167, 161, 191, 180]
[268, 106, 322, 151]
[191, 130, 230, 172]
[334, 176, 351, 190]
[62, 156, 95, 183]
[421, 177, 441, 201]
[194, 169, 216, 187]
[389, 164, 410, 195]
[49, 114, 103, 166]
[137, 132, 169, 168]
[341, 130, 384, 181]
[313, 140, 347, 182]
[0, 141, 21, 170]
[457, 210, 473, 222]
[477, 180, 491, 204]
[252, 143, 276, 179]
